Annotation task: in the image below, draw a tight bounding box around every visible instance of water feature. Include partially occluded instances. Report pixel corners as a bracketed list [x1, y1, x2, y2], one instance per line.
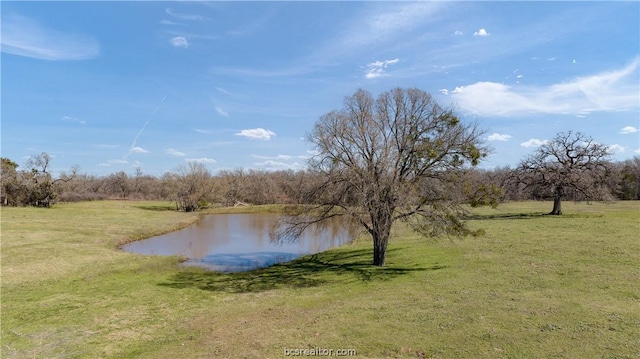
[121, 213, 358, 272]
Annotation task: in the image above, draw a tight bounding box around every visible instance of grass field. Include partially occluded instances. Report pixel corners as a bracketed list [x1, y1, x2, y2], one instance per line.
[1, 200, 639, 358]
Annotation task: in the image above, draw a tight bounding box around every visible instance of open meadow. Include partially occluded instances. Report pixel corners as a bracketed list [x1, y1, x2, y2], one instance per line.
[1, 200, 639, 358]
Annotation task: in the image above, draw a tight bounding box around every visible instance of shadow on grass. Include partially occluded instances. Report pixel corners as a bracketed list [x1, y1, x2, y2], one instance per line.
[158, 247, 444, 293]
[134, 204, 176, 211]
[463, 212, 547, 220]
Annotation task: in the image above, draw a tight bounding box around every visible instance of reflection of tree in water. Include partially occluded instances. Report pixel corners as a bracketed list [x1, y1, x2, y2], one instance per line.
[123, 213, 359, 272]
[285, 216, 359, 254]
[245, 214, 280, 247]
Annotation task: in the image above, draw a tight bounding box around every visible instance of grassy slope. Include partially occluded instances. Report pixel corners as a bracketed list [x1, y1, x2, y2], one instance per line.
[1, 200, 639, 358]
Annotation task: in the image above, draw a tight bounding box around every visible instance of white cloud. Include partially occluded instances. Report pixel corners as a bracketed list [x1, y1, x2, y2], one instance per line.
[450, 58, 640, 117]
[186, 157, 217, 164]
[301, 150, 320, 159]
[487, 133, 512, 141]
[235, 128, 276, 140]
[473, 28, 490, 36]
[608, 144, 626, 153]
[454, 30, 463, 36]
[1, 13, 100, 60]
[365, 58, 399, 79]
[130, 146, 150, 154]
[107, 159, 128, 165]
[620, 126, 639, 134]
[215, 106, 229, 117]
[165, 148, 186, 157]
[194, 128, 213, 134]
[439, 89, 449, 95]
[254, 160, 305, 171]
[252, 154, 293, 160]
[521, 139, 549, 148]
[160, 19, 179, 26]
[62, 116, 86, 125]
[165, 8, 205, 21]
[170, 36, 189, 48]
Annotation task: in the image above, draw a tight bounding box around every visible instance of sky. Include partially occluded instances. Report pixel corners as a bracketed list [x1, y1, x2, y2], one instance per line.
[1, 1, 639, 177]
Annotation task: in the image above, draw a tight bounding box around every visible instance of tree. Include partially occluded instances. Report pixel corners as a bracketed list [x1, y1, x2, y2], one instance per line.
[171, 161, 215, 212]
[516, 131, 612, 215]
[22, 152, 78, 207]
[105, 171, 131, 199]
[273, 88, 488, 266]
[1, 157, 20, 206]
[616, 157, 640, 200]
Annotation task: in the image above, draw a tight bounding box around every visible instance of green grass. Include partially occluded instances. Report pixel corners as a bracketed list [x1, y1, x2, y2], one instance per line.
[1, 200, 639, 358]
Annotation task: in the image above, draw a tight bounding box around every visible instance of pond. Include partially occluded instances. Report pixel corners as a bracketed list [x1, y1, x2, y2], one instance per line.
[121, 213, 358, 272]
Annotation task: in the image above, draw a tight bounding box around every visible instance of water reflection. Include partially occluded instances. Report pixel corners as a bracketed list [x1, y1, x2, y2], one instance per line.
[121, 214, 357, 272]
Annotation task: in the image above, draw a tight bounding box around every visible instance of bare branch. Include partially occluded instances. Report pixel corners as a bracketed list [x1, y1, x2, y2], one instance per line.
[276, 88, 488, 266]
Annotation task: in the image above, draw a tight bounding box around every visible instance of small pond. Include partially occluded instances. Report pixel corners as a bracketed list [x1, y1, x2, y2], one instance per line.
[121, 213, 358, 272]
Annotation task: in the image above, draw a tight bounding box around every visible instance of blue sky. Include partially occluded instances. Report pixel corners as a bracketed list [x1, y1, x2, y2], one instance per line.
[2, 1, 639, 176]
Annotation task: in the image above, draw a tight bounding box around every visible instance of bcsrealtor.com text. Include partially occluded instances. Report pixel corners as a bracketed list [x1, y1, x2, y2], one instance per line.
[284, 347, 357, 356]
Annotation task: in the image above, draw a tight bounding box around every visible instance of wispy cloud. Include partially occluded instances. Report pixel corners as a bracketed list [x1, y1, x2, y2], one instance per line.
[126, 95, 166, 158]
[253, 160, 305, 171]
[209, 4, 439, 81]
[1, 13, 99, 60]
[99, 159, 128, 166]
[94, 144, 120, 149]
[186, 157, 217, 163]
[194, 128, 213, 134]
[521, 139, 549, 148]
[235, 128, 276, 140]
[165, 148, 186, 157]
[473, 28, 490, 37]
[215, 87, 234, 96]
[449, 58, 640, 117]
[165, 8, 206, 21]
[170, 36, 189, 48]
[487, 133, 512, 141]
[62, 116, 86, 125]
[342, 2, 446, 49]
[620, 126, 639, 134]
[215, 106, 229, 117]
[130, 147, 150, 154]
[251, 154, 294, 160]
[365, 58, 399, 79]
[454, 30, 463, 36]
[160, 19, 179, 26]
[608, 144, 626, 153]
[209, 64, 319, 78]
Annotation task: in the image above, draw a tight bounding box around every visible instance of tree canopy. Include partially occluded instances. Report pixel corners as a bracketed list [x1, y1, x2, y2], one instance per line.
[516, 131, 612, 215]
[273, 88, 488, 266]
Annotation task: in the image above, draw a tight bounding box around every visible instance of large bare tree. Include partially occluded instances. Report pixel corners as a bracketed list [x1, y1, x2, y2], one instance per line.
[273, 88, 488, 266]
[517, 131, 612, 215]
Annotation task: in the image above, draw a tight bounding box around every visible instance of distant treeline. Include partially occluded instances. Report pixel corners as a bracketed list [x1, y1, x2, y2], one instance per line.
[2, 154, 639, 209]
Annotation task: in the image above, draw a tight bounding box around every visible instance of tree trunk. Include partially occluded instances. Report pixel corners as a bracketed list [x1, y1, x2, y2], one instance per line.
[549, 186, 563, 215]
[371, 212, 392, 266]
[373, 234, 388, 266]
